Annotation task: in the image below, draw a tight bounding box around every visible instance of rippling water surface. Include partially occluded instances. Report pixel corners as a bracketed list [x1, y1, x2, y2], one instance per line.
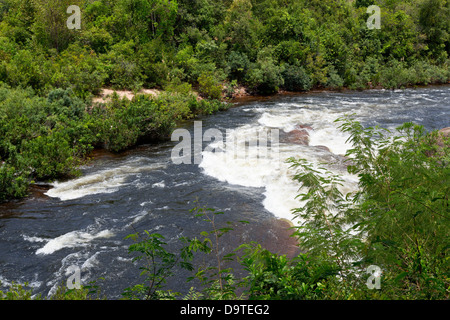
[1, 86, 449, 298]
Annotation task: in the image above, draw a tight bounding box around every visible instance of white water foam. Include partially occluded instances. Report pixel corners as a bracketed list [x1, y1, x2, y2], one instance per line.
[200, 106, 360, 223]
[125, 209, 151, 228]
[45, 159, 166, 201]
[22, 235, 47, 243]
[152, 180, 166, 188]
[0, 274, 42, 292]
[36, 230, 114, 255]
[257, 106, 354, 154]
[46, 250, 112, 297]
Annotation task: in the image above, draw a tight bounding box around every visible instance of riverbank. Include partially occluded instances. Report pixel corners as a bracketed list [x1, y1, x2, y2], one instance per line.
[228, 80, 450, 105]
[1, 84, 448, 300]
[4, 81, 448, 204]
[4, 81, 448, 207]
[0, 85, 228, 202]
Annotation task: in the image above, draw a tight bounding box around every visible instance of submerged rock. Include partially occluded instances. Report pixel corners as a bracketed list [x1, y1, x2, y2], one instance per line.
[314, 145, 331, 153]
[285, 129, 310, 145]
[281, 124, 313, 145]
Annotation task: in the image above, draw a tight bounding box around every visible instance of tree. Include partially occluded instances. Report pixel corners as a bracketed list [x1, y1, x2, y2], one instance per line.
[114, 0, 178, 42]
[419, 0, 450, 61]
[287, 117, 449, 299]
[223, 0, 261, 55]
[31, 0, 85, 51]
[246, 47, 284, 94]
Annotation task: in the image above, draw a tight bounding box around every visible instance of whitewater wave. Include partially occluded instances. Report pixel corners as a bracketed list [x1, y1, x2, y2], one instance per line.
[36, 230, 114, 255]
[200, 106, 360, 223]
[45, 159, 166, 201]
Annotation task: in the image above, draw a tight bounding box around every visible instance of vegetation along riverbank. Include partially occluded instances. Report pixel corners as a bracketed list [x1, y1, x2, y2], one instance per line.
[1, 0, 449, 202]
[0, 0, 449, 301]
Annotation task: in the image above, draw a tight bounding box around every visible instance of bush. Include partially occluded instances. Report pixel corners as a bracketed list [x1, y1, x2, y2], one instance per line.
[97, 91, 215, 152]
[0, 163, 29, 201]
[305, 54, 328, 88]
[239, 243, 337, 300]
[137, 39, 176, 88]
[410, 60, 450, 85]
[79, 26, 113, 54]
[21, 130, 78, 180]
[378, 59, 450, 89]
[351, 57, 381, 89]
[197, 71, 223, 100]
[5, 49, 45, 90]
[281, 64, 312, 92]
[51, 44, 107, 97]
[246, 47, 284, 94]
[226, 51, 250, 82]
[326, 66, 344, 89]
[379, 60, 412, 89]
[0, 85, 95, 195]
[287, 118, 449, 299]
[101, 40, 145, 90]
[47, 88, 86, 120]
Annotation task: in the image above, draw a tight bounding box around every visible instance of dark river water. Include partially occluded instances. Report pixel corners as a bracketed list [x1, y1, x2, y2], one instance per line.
[1, 85, 449, 299]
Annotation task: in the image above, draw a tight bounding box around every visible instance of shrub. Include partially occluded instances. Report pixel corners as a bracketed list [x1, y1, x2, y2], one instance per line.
[305, 54, 328, 88]
[21, 129, 78, 180]
[246, 47, 284, 94]
[5, 49, 44, 90]
[287, 117, 450, 299]
[274, 40, 308, 66]
[410, 60, 450, 85]
[326, 66, 344, 89]
[137, 39, 176, 88]
[101, 40, 145, 91]
[226, 51, 250, 82]
[198, 71, 223, 100]
[281, 64, 312, 92]
[47, 88, 86, 120]
[97, 91, 211, 152]
[0, 163, 29, 201]
[51, 44, 107, 97]
[79, 26, 113, 54]
[239, 242, 337, 300]
[379, 59, 412, 89]
[0, 85, 97, 197]
[122, 231, 193, 300]
[351, 57, 381, 89]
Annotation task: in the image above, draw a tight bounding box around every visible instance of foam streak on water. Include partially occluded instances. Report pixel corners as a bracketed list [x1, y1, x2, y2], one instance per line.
[35, 230, 114, 255]
[45, 158, 166, 201]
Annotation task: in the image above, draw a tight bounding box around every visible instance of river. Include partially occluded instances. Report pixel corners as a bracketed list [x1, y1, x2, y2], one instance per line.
[0, 85, 449, 299]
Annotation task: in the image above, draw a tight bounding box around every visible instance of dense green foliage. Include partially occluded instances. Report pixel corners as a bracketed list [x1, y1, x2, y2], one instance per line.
[0, 0, 449, 200]
[1, 119, 447, 300]
[0, 0, 448, 301]
[0, 0, 448, 96]
[285, 119, 449, 299]
[0, 83, 226, 200]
